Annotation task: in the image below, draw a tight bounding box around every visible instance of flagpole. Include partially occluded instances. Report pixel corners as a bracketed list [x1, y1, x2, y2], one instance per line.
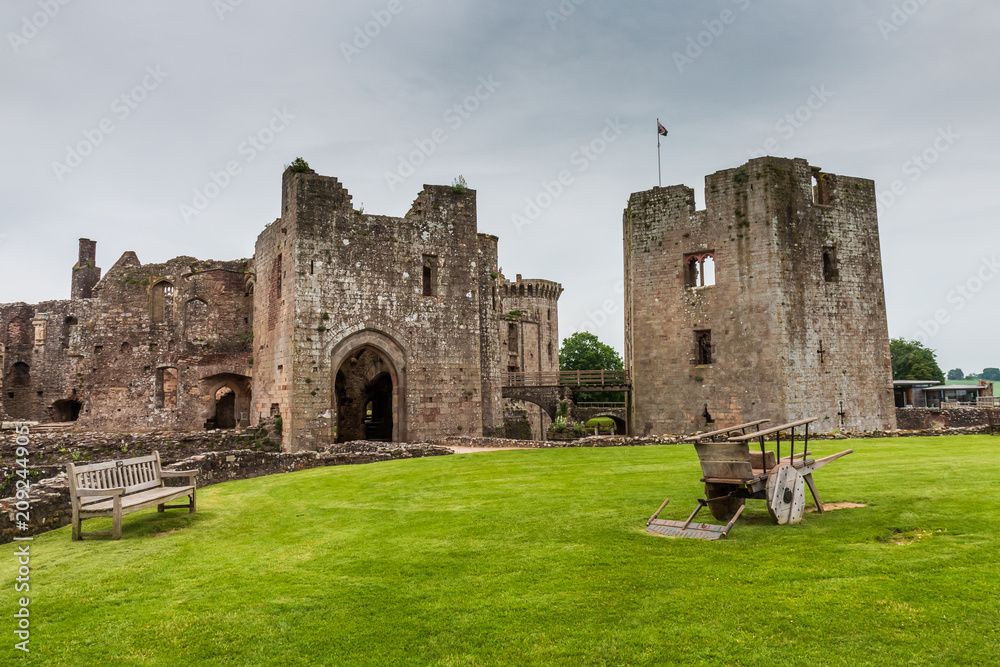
[656, 118, 662, 188]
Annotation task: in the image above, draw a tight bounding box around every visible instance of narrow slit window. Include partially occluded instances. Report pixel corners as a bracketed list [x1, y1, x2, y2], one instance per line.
[508, 323, 518, 352]
[822, 247, 839, 282]
[422, 255, 438, 297]
[695, 330, 713, 365]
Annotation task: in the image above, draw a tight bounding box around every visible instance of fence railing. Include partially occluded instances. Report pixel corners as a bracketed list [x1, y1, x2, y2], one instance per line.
[501, 370, 631, 388]
[574, 402, 627, 409]
[978, 397, 1000, 408]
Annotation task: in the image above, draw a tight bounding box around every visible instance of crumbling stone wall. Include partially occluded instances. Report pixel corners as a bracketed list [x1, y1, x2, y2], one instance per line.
[0, 169, 555, 451]
[624, 157, 896, 436]
[252, 168, 515, 450]
[0, 240, 254, 432]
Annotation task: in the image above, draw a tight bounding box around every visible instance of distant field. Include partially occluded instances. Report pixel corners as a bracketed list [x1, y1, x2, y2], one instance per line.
[3, 436, 999, 666]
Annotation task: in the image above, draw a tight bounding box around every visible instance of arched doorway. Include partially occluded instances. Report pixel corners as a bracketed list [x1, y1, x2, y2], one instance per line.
[212, 387, 237, 429]
[199, 374, 251, 430]
[335, 347, 396, 442]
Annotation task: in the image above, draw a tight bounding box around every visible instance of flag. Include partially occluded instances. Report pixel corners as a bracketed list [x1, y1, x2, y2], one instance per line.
[657, 120, 668, 137]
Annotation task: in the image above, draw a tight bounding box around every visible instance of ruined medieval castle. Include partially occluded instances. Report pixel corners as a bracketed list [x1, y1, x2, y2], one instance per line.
[0, 156, 896, 448]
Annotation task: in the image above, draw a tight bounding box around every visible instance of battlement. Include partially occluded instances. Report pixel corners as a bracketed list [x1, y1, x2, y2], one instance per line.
[502, 275, 563, 301]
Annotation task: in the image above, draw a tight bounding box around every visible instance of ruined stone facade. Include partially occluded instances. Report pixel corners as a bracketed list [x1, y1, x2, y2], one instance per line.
[1, 167, 550, 451]
[624, 157, 896, 435]
[1, 241, 253, 432]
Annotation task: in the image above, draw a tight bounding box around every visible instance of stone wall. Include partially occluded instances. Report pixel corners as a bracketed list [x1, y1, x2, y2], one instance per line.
[0, 242, 254, 432]
[624, 157, 895, 437]
[254, 168, 504, 450]
[0, 440, 450, 544]
[895, 407, 992, 430]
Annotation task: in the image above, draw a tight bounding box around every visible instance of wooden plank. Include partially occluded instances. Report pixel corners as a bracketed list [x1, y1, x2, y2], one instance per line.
[684, 419, 771, 442]
[727, 418, 819, 442]
[699, 460, 754, 481]
[695, 442, 751, 462]
[70, 454, 158, 474]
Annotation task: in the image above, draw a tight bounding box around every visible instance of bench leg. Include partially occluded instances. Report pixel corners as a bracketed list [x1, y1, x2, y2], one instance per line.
[189, 489, 196, 513]
[112, 498, 123, 540]
[157, 503, 165, 513]
[71, 506, 82, 541]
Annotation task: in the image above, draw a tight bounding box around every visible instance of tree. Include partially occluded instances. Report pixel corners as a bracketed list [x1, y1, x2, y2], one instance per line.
[890, 338, 945, 383]
[559, 332, 624, 403]
[947, 368, 965, 381]
[981, 368, 1000, 382]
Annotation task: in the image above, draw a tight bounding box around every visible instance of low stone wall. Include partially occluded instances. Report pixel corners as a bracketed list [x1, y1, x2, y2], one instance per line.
[0, 429, 279, 469]
[0, 441, 450, 544]
[436, 434, 686, 449]
[895, 407, 992, 431]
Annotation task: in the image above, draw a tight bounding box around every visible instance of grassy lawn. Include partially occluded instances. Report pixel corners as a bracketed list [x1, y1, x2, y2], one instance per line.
[3, 436, 1000, 665]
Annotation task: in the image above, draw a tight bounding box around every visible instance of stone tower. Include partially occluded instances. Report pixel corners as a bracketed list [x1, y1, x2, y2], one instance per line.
[252, 167, 505, 450]
[623, 156, 895, 436]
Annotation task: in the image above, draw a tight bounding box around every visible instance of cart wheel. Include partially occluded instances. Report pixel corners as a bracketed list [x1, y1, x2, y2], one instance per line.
[766, 463, 806, 525]
[705, 482, 744, 522]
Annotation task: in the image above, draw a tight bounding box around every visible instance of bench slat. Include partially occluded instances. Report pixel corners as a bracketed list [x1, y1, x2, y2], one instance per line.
[80, 486, 195, 514]
[700, 460, 755, 481]
[695, 443, 751, 463]
[70, 454, 159, 474]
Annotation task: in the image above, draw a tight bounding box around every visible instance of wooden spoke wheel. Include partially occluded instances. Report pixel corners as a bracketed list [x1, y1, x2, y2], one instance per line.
[766, 463, 806, 525]
[704, 482, 745, 522]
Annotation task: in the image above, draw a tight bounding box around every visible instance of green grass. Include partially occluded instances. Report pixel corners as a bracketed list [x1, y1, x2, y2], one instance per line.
[3, 436, 1000, 665]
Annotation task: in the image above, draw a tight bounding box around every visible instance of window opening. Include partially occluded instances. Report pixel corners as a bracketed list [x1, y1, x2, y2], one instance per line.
[695, 330, 713, 365]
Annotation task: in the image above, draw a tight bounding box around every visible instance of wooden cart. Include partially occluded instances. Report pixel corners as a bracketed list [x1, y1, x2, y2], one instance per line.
[646, 418, 853, 540]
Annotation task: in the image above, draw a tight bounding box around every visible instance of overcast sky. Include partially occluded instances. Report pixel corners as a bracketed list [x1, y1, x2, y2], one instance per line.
[1, 1, 997, 375]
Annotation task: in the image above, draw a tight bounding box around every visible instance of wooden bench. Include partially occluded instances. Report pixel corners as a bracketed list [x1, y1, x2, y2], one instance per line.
[67, 452, 197, 540]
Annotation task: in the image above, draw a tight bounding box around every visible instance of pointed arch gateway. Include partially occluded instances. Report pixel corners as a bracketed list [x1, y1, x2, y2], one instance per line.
[329, 329, 407, 443]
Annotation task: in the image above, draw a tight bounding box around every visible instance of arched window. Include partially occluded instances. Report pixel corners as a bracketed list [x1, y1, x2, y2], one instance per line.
[684, 252, 716, 288]
[152, 282, 175, 324]
[185, 298, 211, 343]
[695, 330, 713, 365]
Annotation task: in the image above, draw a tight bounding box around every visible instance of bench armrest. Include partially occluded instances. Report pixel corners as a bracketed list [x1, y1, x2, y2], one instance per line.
[76, 487, 125, 497]
[161, 469, 198, 480]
